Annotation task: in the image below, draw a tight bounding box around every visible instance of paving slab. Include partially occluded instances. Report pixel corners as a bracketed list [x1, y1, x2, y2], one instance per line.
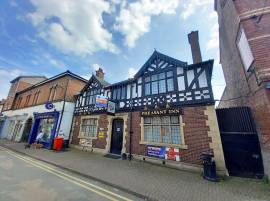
[0, 139, 269, 201]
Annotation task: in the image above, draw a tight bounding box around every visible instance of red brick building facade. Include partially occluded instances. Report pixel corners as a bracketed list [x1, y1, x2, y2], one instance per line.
[70, 39, 226, 174]
[215, 0, 270, 177]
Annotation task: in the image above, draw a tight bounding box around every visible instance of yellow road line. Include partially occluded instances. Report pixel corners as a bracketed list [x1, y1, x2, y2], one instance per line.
[1, 147, 133, 201]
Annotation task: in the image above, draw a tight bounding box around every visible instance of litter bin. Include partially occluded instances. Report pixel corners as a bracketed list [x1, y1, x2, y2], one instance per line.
[201, 151, 219, 182]
[53, 137, 64, 151]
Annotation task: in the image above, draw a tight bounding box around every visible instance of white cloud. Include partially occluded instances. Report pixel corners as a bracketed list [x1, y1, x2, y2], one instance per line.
[42, 53, 67, 70]
[179, 0, 212, 19]
[115, 0, 179, 47]
[206, 23, 219, 50]
[27, 0, 118, 56]
[0, 68, 26, 99]
[128, 67, 137, 78]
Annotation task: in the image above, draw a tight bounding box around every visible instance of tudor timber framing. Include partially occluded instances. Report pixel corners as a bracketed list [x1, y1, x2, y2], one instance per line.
[74, 51, 215, 115]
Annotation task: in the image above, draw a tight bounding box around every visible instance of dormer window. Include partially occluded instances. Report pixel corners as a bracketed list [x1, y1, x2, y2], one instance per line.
[144, 71, 174, 96]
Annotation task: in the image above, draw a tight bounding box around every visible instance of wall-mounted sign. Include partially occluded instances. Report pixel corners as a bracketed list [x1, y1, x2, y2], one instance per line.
[96, 95, 108, 108]
[98, 131, 105, 139]
[45, 102, 54, 110]
[165, 147, 180, 161]
[107, 101, 116, 114]
[141, 108, 182, 117]
[147, 146, 165, 159]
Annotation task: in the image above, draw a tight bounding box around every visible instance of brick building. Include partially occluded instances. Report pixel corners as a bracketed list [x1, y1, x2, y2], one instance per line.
[3, 76, 47, 111]
[70, 32, 227, 174]
[215, 0, 270, 177]
[0, 71, 87, 149]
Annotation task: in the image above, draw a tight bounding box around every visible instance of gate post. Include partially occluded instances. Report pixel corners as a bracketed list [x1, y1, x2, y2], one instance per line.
[204, 106, 227, 176]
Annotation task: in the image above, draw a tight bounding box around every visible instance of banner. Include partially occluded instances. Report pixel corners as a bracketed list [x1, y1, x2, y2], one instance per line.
[147, 146, 165, 159]
[95, 95, 108, 108]
[165, 147, 180, 161]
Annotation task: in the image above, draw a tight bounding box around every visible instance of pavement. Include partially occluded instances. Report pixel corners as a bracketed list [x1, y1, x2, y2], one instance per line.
[0, 147, 143, 201]
[0, 139, 269, 201]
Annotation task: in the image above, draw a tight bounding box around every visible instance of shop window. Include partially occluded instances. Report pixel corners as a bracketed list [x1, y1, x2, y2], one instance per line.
[143, 116, 182, 145]
[80, 118, 98, 138]
[144, 71, 174, 95]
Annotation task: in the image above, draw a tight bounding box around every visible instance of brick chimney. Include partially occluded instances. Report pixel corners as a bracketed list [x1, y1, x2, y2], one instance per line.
[188, 31, 202, 64]
[96, 68, 104, 80]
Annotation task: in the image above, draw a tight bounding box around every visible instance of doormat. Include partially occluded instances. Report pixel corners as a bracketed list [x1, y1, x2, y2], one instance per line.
[104, 154, 121, 159]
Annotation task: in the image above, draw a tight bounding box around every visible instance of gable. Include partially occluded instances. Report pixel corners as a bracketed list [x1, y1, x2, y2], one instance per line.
[134, 51, 187, 78]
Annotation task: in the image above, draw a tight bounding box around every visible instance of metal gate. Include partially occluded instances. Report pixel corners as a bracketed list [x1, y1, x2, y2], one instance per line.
[216, 107, 264, 178]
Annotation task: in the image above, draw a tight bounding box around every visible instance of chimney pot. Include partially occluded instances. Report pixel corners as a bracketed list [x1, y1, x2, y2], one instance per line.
[188, 31, 202, 64]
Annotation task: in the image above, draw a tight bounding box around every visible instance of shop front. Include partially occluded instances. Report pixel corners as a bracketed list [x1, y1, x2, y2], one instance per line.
[29, 111, 59, 149]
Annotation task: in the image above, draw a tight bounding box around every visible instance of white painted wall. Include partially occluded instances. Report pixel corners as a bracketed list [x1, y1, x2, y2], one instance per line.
[1, 101, 75, 141]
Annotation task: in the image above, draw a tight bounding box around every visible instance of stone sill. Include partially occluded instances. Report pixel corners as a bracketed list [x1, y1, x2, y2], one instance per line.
[139, 141, 188, 149]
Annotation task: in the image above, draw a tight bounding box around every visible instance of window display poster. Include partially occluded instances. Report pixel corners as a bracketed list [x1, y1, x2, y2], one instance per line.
[147, 146, 165, 159]
[165, 147, 180, 161]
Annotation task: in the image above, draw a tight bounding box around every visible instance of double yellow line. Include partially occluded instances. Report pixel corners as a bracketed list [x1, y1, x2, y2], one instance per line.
[0, 147, 133, 201]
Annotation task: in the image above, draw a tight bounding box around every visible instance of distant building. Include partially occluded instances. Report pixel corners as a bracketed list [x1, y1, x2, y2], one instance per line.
[70, 32, 227, 174]
[215, 0, 270, 177]
[3, 76, 47, 111]
[0, 71, 87, 149]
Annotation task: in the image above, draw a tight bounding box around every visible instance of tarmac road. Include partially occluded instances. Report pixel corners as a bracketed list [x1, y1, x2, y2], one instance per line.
[0, 147, 144, 201]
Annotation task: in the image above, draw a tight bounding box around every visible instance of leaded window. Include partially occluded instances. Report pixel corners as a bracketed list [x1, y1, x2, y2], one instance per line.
[143, 116, 181, 145]
[113, 86, 127, 100]
[144, 71, 174, 95]
[85, 88, 101, 105]
[81, 118, 98, 138]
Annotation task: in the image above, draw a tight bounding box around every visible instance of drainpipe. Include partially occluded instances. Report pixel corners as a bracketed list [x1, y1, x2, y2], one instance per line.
[56, 78, 70, 137]
[128, 83, 133, 161]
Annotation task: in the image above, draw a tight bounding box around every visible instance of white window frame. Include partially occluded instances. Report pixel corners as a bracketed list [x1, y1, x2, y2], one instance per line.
[140, 115, 187, 149]
[237, 28, 254, 71]
[79, 116, 99, 139]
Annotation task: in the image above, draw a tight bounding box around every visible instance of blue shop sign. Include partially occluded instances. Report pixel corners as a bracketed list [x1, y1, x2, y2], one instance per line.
[147, 146, 165, 159]
[45, 102, 54, 110]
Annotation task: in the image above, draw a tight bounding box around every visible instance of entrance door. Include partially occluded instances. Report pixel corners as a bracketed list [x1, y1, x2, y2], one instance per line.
[110, 119, 124, 155]
[216, 107, 264, 178]
[21, 118, 33, 142]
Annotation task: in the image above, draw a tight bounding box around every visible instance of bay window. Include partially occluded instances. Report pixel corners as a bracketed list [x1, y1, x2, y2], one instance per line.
[144, 71, 174, 95]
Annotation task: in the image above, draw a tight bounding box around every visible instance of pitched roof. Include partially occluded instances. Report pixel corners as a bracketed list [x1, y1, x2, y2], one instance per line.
[134, 50, 187, 78]
[10, 76, 47, 83]
[16, 70, 88, 95]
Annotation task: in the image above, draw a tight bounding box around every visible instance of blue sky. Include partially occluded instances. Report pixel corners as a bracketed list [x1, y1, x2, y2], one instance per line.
[0, 0, 225, 101]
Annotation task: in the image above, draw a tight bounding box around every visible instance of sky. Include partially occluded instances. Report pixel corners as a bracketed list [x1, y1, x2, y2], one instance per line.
[0, 0, 225, 101]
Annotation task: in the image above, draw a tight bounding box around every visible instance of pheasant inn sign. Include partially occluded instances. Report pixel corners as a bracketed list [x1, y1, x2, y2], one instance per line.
[141, 108, 183, 117]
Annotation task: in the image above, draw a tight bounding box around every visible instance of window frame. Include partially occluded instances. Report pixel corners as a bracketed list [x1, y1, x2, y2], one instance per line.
[140, 115, 187, 149]
[79, 116, 99, 139]
[143, 70, 175, 96]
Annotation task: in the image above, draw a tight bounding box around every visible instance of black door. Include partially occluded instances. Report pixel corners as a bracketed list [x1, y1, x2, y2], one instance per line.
[110, 119, 124, 155]
[216, 107, 264, 178]
[21, 118, 33, 142]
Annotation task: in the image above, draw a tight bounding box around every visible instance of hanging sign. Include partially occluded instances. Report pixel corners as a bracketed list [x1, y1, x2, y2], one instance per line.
[147, 146, 165, 159]
[141, 108, 182, 117]
[165, 147, 180, 161]
[95, 95, 108, 108]
[107, 101, 116, 114]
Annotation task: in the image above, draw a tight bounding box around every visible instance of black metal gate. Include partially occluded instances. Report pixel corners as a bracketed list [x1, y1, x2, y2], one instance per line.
[216, 107, 264, 178]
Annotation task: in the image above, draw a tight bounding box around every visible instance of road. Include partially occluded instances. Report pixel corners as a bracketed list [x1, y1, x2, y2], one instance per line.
[0, 147, 144, 201]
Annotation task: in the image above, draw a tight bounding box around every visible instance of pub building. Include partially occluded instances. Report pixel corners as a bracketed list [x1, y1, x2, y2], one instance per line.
[70, 31, 227, 174]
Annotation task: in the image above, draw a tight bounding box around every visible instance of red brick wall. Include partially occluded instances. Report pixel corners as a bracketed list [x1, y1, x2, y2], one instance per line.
[126, 107, 211, 165]
[92, 114, 108, 149]
[72, 106, 212, 166]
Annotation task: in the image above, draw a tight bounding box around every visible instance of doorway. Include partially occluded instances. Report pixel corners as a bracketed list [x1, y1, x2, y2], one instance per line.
[110, 119, 124, 155]
[21, 118, 33, 142]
